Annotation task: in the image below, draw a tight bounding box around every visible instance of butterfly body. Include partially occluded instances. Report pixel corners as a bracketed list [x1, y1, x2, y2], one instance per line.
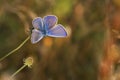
[31, 15, 67, 44]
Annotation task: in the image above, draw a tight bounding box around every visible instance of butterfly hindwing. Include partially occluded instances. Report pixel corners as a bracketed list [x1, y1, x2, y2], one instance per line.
[31, 29, 44, 44]
[47, 24, 67, 37]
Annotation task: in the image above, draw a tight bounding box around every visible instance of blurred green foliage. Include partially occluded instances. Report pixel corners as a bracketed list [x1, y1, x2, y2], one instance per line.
[0, 0, 105, 80]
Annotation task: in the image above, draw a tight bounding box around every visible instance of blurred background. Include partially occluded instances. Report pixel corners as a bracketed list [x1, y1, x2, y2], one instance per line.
[0, 0, 111, 80]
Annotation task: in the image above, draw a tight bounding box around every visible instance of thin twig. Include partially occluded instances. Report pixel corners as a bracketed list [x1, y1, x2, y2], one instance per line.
[0, 36, 30, 62]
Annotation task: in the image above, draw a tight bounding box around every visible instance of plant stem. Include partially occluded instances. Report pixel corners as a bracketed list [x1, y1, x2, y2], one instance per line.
[11, 64, 27, 78]
[0, 36, 30, 62]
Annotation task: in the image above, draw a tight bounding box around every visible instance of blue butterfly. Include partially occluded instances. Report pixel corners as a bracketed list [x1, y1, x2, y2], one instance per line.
[31, 15, 67, 44]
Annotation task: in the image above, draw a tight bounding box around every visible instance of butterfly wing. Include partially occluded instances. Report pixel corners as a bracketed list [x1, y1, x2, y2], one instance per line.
[43, 15, 57, 30]
[47, 24, 67, 37]
[31, 29, 44, 44]
[32, 17, 43, 30]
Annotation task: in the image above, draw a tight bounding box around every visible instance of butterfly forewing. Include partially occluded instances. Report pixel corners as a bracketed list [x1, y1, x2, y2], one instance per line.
[32, 17, 43, 30]
[43, 15, 58, 30]
[47, 24, 67, 37]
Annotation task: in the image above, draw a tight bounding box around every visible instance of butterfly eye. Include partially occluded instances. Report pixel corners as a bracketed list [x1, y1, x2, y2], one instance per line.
[31, 27, 34, 30]
[30, 27, 34, 34]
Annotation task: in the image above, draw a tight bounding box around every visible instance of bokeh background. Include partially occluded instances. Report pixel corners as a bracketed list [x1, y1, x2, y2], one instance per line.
[0, 0, 118, 80]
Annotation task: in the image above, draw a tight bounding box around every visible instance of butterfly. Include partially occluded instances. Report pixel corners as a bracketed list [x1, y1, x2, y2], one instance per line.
[31, 15, 67, 44]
